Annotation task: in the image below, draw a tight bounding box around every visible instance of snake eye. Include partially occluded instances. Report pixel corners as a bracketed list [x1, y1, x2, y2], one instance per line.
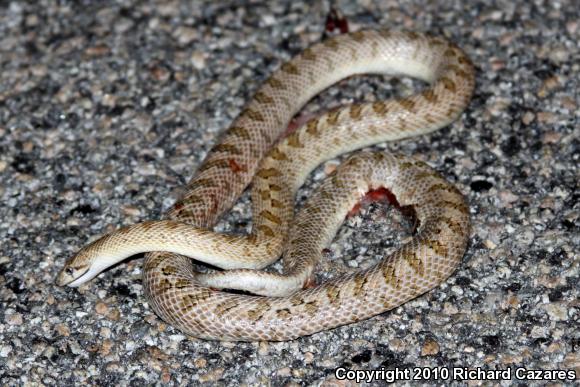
[66, 267, 75, 276]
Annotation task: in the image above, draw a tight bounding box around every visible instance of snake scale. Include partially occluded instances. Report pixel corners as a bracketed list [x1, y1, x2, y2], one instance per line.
[57, 29, 475, 341]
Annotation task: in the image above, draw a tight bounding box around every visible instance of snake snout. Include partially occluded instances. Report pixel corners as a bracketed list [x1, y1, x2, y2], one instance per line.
[55, 267, 75, 287]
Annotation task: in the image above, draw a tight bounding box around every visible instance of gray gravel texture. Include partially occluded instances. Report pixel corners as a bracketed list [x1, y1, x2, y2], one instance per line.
[0, 0, 578, 386]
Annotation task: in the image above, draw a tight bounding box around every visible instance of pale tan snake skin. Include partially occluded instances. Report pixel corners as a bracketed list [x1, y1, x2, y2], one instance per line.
[57, 29, 475, 341]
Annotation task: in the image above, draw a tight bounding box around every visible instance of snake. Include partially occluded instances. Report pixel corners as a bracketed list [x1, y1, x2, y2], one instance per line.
[56, 29, 475, 341]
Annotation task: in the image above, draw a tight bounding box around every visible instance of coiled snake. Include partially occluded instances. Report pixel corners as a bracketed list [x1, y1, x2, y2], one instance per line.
[57, 29, 475, 341]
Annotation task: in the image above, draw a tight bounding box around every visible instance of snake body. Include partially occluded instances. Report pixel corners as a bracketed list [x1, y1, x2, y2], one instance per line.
[57, 29, 475, 341]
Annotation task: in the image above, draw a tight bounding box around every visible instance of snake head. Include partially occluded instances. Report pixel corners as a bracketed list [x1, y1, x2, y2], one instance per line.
[56, 235, 128, 287]
[55, 261, 90, 287]
[56, 244, 103, 287]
